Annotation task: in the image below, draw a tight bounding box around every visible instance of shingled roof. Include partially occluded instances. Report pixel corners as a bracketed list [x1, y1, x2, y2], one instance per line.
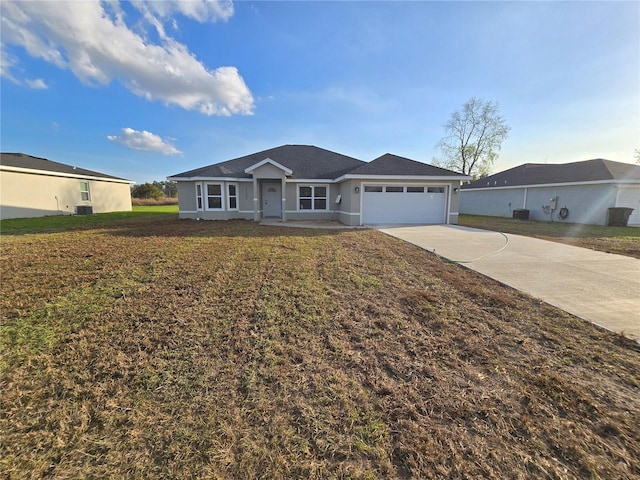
[171, 145, 366, 180]
[463, 159, 640, 190]
[0, 152, 129, 181]
[347, 153, 468, 177]
[171, 146, 465, 180]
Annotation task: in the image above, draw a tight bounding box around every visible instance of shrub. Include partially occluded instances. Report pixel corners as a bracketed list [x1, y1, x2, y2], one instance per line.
[132, 183, 164, 200]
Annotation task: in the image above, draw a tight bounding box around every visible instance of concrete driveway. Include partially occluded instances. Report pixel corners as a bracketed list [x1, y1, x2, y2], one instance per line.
[378, 225, 640, 340]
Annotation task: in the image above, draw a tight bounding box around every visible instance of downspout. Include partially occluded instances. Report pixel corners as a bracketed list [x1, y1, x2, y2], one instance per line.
[523, 187, 528, 209]
[446, 185, 452, 225]
[281, 177, 287, 222]
[253, 177, 259, 221]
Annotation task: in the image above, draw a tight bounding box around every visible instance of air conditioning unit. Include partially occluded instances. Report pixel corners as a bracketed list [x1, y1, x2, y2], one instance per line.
[76, 205, 93, 215]
[512, 209, 529, 220]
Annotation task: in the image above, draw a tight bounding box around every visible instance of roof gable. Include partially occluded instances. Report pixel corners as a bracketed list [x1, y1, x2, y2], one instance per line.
[347, 153, 468, 177]
[244, 158, 293, 175]
[463, 159, 640, 189]
[0, 152, 129, 181]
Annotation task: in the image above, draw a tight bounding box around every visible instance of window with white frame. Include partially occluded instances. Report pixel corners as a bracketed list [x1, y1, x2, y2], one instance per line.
[196, 184, 203, 210]
[80, 181, 90, 201]
[299, 185, 327, 210]
[228, 183, 238, 210]
[206, 183, 223, 209]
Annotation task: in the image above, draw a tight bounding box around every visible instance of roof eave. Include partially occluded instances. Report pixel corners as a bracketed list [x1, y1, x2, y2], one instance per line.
[167, 176, 252, 182]
[337, 173, 471, 182]
[0, 165, 132, 183]
[462, 178, 639, 191]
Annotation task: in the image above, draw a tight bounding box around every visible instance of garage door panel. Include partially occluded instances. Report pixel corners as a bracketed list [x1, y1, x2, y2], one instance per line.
[362, 186, 446, 224]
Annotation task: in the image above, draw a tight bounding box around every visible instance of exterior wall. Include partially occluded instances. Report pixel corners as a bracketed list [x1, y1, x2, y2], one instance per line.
[336, 180, 361, 226]
[460, 188, 527, 217]
[460, 183, 626, 225]
[176, 180, 253, 220]
[175, 177, 463, 226]
[448, 182, 462, 224]
[177, 181, 197, 213]
[0, 169, 131, 219]
[526, 185, 615, 225]
[89, 182, 132, 213]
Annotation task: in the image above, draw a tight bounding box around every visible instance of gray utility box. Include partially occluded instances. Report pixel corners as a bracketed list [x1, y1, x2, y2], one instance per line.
[512, 209, 529, 220]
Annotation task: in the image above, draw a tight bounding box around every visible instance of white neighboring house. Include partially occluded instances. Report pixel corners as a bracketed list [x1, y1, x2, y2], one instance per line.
[0, 153, 133, 220]
[460, 159, 640, 226]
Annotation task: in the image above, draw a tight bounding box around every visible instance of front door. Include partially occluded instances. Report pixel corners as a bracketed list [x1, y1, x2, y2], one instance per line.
[262, 182, 282, 218]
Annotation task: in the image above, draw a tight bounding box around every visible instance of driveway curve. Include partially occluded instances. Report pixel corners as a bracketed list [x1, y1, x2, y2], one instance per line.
[378, 225, 640, 340]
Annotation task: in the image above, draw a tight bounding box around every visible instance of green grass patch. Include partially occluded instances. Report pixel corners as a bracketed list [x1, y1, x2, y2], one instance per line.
[0, 205, 178, 235]
[459, 214, 640, 259]
[132, 204, 179, 214]
[459, 214, 640, 239]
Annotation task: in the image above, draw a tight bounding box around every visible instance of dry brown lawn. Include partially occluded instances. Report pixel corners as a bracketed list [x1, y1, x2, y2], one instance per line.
[1, 218, 639, 479]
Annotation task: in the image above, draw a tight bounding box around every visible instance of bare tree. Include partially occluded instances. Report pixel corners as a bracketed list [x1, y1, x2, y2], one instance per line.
[634, 148, 640, 165]
[435, 98, 510, 179]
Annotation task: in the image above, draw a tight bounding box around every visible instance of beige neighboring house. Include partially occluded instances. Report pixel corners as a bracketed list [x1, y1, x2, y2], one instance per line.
[0, 153, 133, 220]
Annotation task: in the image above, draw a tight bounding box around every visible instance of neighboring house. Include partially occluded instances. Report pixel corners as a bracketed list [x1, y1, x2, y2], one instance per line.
[460, 159, 640, 226]
[168, 145, 470, 226]
[0, 153, 133, 220]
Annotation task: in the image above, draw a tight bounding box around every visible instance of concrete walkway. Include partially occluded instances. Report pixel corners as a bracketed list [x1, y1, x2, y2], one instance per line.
[378, 225, 640, 340]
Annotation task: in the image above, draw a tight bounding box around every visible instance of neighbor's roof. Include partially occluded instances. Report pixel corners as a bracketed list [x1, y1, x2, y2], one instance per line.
[0, 152, 130, 181]
[463, 159, 640, 189]
[170, 145, 465, 180]
[346, 153, 469, 177]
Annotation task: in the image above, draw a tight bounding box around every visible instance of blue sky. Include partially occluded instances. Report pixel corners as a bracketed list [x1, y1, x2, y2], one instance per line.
[1, 1, 638, 184]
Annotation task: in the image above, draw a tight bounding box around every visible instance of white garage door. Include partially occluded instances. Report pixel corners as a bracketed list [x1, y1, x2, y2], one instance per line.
[361, 185, 447, 224]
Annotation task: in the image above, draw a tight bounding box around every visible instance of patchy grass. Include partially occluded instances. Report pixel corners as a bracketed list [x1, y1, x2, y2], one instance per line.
[459, 214, 640, 259]
[1, 218, 639, 479]
[0, 205, 178, 235]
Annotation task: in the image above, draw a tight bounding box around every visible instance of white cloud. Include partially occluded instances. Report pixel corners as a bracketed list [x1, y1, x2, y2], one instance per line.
[0, 0, 254, 116]
[132, 0, 234, 25]
[108, 128, 182, 155]
[0, 47, 20, 83]
[25, 78, 48, 89]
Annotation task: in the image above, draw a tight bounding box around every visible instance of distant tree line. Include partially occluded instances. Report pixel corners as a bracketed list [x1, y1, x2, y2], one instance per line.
[131, 181, 177, 199]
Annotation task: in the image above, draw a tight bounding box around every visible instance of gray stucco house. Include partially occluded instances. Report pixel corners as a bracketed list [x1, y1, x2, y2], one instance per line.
[460, 159, 640, 226]
[0, 153, 132, 220]
[168, 145, 470, 226]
